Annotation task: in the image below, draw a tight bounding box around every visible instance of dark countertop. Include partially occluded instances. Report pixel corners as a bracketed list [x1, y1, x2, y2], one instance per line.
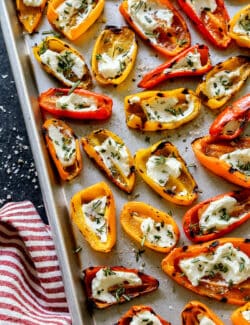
[0, 25, 47, 223]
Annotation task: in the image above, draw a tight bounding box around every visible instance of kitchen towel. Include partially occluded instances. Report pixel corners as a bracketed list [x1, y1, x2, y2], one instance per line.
[0, 201, 72, 324]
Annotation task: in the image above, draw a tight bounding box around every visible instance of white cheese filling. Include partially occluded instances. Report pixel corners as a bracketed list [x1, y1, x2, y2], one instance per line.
[128, 0, 173, 43]
[197, 314, 216, 325]
[56, 93, 97, 111]
[23, 0, 43, 7]
[204, 68, 241, 99]
[56, 0, 94, 31]
[91, 268, 142, 303]
[242, 310, 250, 322]
[48, 124, 76, 167]
[142, 94, 195, 123]
[199, 196, 246, 233]
[164, 50, 202, 74]
[82, 196, 107, 242]
[95, 137, 131, 177]
[140, 217, 176, 247]
[179, 243, 250, 287]
[186, 0, 217, 16]
[233, 12, 250, 36]
[130, 310, 162, 325]
[40, 49, 85, 86]
[220, 148, 250, 176]
[146, 155, 182, 186]
[97, 44, 135, 79]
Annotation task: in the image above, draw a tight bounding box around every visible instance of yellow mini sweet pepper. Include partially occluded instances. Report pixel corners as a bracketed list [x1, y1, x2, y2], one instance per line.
[229, 5, 250, 49]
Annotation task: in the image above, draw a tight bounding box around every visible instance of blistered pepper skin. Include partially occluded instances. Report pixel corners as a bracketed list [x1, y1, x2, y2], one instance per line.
[192, 135, 250, 188]
[70, 182, 116, 252]
[47, 0, 104, 41]
[229, 5, 250, 49]
[162, 238, 250, 305]
[135, 140, 198, 205]
[231, 302, 250, 325]
[92, 26, 137, 85]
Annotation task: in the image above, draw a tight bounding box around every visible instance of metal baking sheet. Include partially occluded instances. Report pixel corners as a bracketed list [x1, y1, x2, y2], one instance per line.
[0, 1, 249, 324]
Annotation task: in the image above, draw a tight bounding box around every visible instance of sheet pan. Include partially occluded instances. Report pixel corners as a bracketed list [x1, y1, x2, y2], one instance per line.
[0, 1, 249, 324]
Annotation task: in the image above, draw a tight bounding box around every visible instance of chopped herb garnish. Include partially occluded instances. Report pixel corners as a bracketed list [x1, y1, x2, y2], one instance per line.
[68, 80, 81, 95]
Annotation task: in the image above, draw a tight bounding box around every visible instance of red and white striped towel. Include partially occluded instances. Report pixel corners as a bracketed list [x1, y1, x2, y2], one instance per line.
[0, 201, 72, 325]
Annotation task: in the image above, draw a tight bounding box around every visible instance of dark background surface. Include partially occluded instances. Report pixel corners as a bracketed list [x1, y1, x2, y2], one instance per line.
[0, 25, 47, 223]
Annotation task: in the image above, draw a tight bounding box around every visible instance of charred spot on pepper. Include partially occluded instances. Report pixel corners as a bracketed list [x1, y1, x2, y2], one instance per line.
[229, 166, 237, 174]
[220, 297, 227, 303]
[182, 88, 189, 95]
[164, 189, 175, 196]
[244, 238, 250, 243]
[209, 241, 219, 248]
[182, 245, 188, 252]
[156, 92, 164, 97]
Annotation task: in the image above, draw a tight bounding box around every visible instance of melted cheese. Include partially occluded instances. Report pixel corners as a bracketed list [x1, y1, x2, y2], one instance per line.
[56, 0, 94, 31]
[92, 268, 142, 303]
[130, 310, 162, 325]
[23, 0, 43, 7]
[164, 50, 202, 74]
[179, 243, 250, 287]
[146, 155, 181, 186]
[128, 0, 173, 43]
[197, 314, 216, 325]
[48, 124, 76, 167]
[82, 196, 107, 242]
[242, 310, 250, 321]
[204, 68, 241, 99]
[40, 49, 85, 86]
[233, 11, 250, 36]
[220, 149, 250, 176]
[186, 0, 217, 16]
[56, 93, 97, 111]
[142, 94, 195, 123]
[199, 196, 246, 233]
[95, 137, 131, 177]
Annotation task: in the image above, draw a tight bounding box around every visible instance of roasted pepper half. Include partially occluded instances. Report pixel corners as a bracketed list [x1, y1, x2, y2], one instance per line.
[183, 189, 250, 243]
[138, 44, 212, 89]
[181, 301, 224, 325]
[231, 302, 250, 325]
[192, 135, 250, 188]
[92, 26, 137, 85]
[83, 266, 159, 309]
[81, 129, 135, 193]
[162, 238, 250, 305]
[70, 182, 116, 252]
[39, 88, 112, 120]
[16, 0, 47, 33]
[135, 140, 198, 205]
[229, 5, 250, 49]
[177, 0, 231, 48]
[125, 88, 201, 131]
[47, 0, 104, 41]
[33, 37, 92, 89]
[120, 201, 179, 253]
[196, 56, 250, 109]
[42, 118, 82, 181]
[116, 305, 171, 325]
[119, 0, 191, 57]
[209, 94, 250, 140]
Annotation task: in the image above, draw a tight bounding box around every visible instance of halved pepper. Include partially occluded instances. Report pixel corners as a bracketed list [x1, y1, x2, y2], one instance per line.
[81, 129, 135, 193]
[119, 0, 191, 57]
[39, 88, 112, 120]
[42, 118, 82, 181]
[161, 238, 250, 305]
[231, 302, 250, 325]
[47, 0, 104, 41]
[196, 56, 250, 109]
[83, 266, 159, 309]
[116, 305, 171, 325]
[70, 182, 116, 252]
[91, 26, 137, 85]
[124, 88, 201, 131]
[120, 201, 179, 253]
[229, 5, 250, 49]
[177, 0, 231, 48]
[209, 94, 250, 140]
[192, 135, 250, 188]
[183, 189, 250, 243]
[134, 140, 198, 205]
[16, 0, 47, 34]
[33, 37, 92, 89]
[138, 44, 212, 89]
[181, 301, 224, 325]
